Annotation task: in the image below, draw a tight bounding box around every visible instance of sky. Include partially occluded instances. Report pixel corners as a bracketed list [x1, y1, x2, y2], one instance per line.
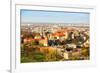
[21, 9, 89, 24]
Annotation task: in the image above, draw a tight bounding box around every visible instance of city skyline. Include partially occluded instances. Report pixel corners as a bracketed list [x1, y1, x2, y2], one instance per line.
[21, 9, 90, 24]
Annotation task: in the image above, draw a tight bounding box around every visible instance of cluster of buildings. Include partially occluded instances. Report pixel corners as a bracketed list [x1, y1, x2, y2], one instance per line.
[21, 23, 90, 60]
[21, 24, 68, 46]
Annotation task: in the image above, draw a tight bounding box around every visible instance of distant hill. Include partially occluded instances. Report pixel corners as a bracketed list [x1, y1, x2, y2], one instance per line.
[21, 23, 89, 27]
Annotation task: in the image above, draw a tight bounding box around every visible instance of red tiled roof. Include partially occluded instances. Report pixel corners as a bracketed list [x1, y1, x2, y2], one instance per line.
[52, 32, 65, 37]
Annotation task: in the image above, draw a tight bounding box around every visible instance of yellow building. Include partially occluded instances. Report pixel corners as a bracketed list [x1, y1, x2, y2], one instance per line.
[39, 37, 48, 46]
